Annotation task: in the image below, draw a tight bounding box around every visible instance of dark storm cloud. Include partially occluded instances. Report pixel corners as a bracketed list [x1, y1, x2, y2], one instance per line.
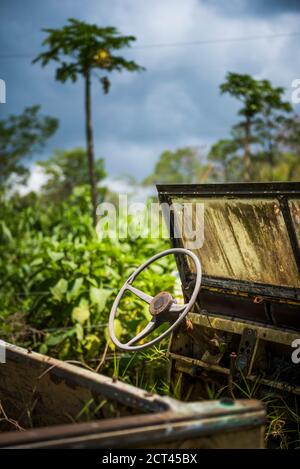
[201, 0, 300, 18]
[1, 0, 300, 181]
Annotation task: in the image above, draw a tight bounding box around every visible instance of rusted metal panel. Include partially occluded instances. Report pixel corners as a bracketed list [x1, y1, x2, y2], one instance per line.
[157, 182, 300, 303]
[172, 197, 299, 288]
[0, 396, 265, 448]
[0, 342, 165, 431]
[168, 310, 300, 397]
[0, 342, 265, 448]
[157, 183, 300, 407]
[188, 312, 300, 346]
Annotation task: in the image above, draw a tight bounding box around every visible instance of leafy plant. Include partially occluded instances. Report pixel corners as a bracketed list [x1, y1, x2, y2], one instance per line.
[0, 106, 58, 188]
[0, 186, 176, 369]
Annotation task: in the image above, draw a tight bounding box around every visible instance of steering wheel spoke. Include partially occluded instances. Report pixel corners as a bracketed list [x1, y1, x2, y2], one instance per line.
[125, 318, 158, 346]
[169, 303, 187, 314]
[126, 283, 153, 304]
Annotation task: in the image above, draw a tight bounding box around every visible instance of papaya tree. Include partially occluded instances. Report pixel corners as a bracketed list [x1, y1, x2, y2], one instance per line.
[34, 18, 144, 225]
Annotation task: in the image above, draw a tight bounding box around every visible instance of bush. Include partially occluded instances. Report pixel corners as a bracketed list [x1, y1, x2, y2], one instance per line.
[0, 187, 176, 369]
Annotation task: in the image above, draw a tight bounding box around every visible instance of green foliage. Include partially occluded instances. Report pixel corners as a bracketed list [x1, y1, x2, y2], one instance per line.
[0, 186, 175, 365]
[252, 151, 300, 182]
[220, 72, 291, 119]
[38, 148, 106, 201]
[0, 106, 58, 188]
[142, 74, 299, 185]
[208, 138, 242, 182]
[209, 113, 300, 183]
[33, 18, 145, 91]
[143, 147, 213, 185]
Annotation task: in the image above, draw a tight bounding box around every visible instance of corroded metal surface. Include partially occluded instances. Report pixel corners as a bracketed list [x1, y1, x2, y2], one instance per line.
[0, 342, 265, 448]
[158, 183, 300, 402]
[188, 312, 300, 346]
[157, 182, 300, 302]
[173, 197, 299, 288]
[0, 341, 166, 431]
[168, 311, 300, 399]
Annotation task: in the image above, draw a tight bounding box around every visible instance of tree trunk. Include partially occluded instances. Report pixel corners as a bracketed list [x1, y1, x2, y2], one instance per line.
[84, 69, 97, 226]
[244, 119, 251, 182]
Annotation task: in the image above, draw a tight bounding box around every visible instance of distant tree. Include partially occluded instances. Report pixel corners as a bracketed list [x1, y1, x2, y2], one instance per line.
[143, 147, 213, 185]
[38, 148, 106, 202]
[34, 18, 144, 225]
[0, 105, 58, 188]
[277, 114, 300, 154]
[254, 113, 300, 181]
[252, 152, 300, 182]
[220, 72, 291, 181]
[208, 138, 242, 182]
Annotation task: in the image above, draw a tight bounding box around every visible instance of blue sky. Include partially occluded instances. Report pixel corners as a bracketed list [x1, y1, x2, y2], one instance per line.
[1, 0, 300, 183]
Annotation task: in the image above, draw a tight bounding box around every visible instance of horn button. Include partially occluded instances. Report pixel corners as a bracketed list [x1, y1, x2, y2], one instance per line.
[149, 292, 174, 316]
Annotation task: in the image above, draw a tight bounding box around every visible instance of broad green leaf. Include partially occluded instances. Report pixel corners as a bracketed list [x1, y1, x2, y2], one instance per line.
[149, 264, 164, 275]
[73, 186, 86, 197]
[115, 318, 123, 337]
[75, 322, 84, 341]
[142, 303, 152, 321]
[90, 287, 112, 313]
[47, 249, 64, 262]
[46, 329, 75, 346]
[0, 221, 13, 242]
[50, 278, 68, 301]
[31, 257, 43, 266]
[105, 266, 121, 280]
[86, 276, 98, 287]
[67, 277, 84, 302]
[72, 302, 90, 324]
[84, 334, 100, 355]
[39, 343, 48, 354]
[62, 260, 77, 270]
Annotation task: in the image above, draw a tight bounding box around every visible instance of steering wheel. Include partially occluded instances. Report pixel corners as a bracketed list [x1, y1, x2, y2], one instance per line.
[109, 248, 202, 351]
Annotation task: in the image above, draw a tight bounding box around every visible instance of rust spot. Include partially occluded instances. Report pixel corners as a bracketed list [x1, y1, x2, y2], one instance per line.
[253, 296, 263, 304]
[274, 204, 280, 215]
[185, 318, 193, 330]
